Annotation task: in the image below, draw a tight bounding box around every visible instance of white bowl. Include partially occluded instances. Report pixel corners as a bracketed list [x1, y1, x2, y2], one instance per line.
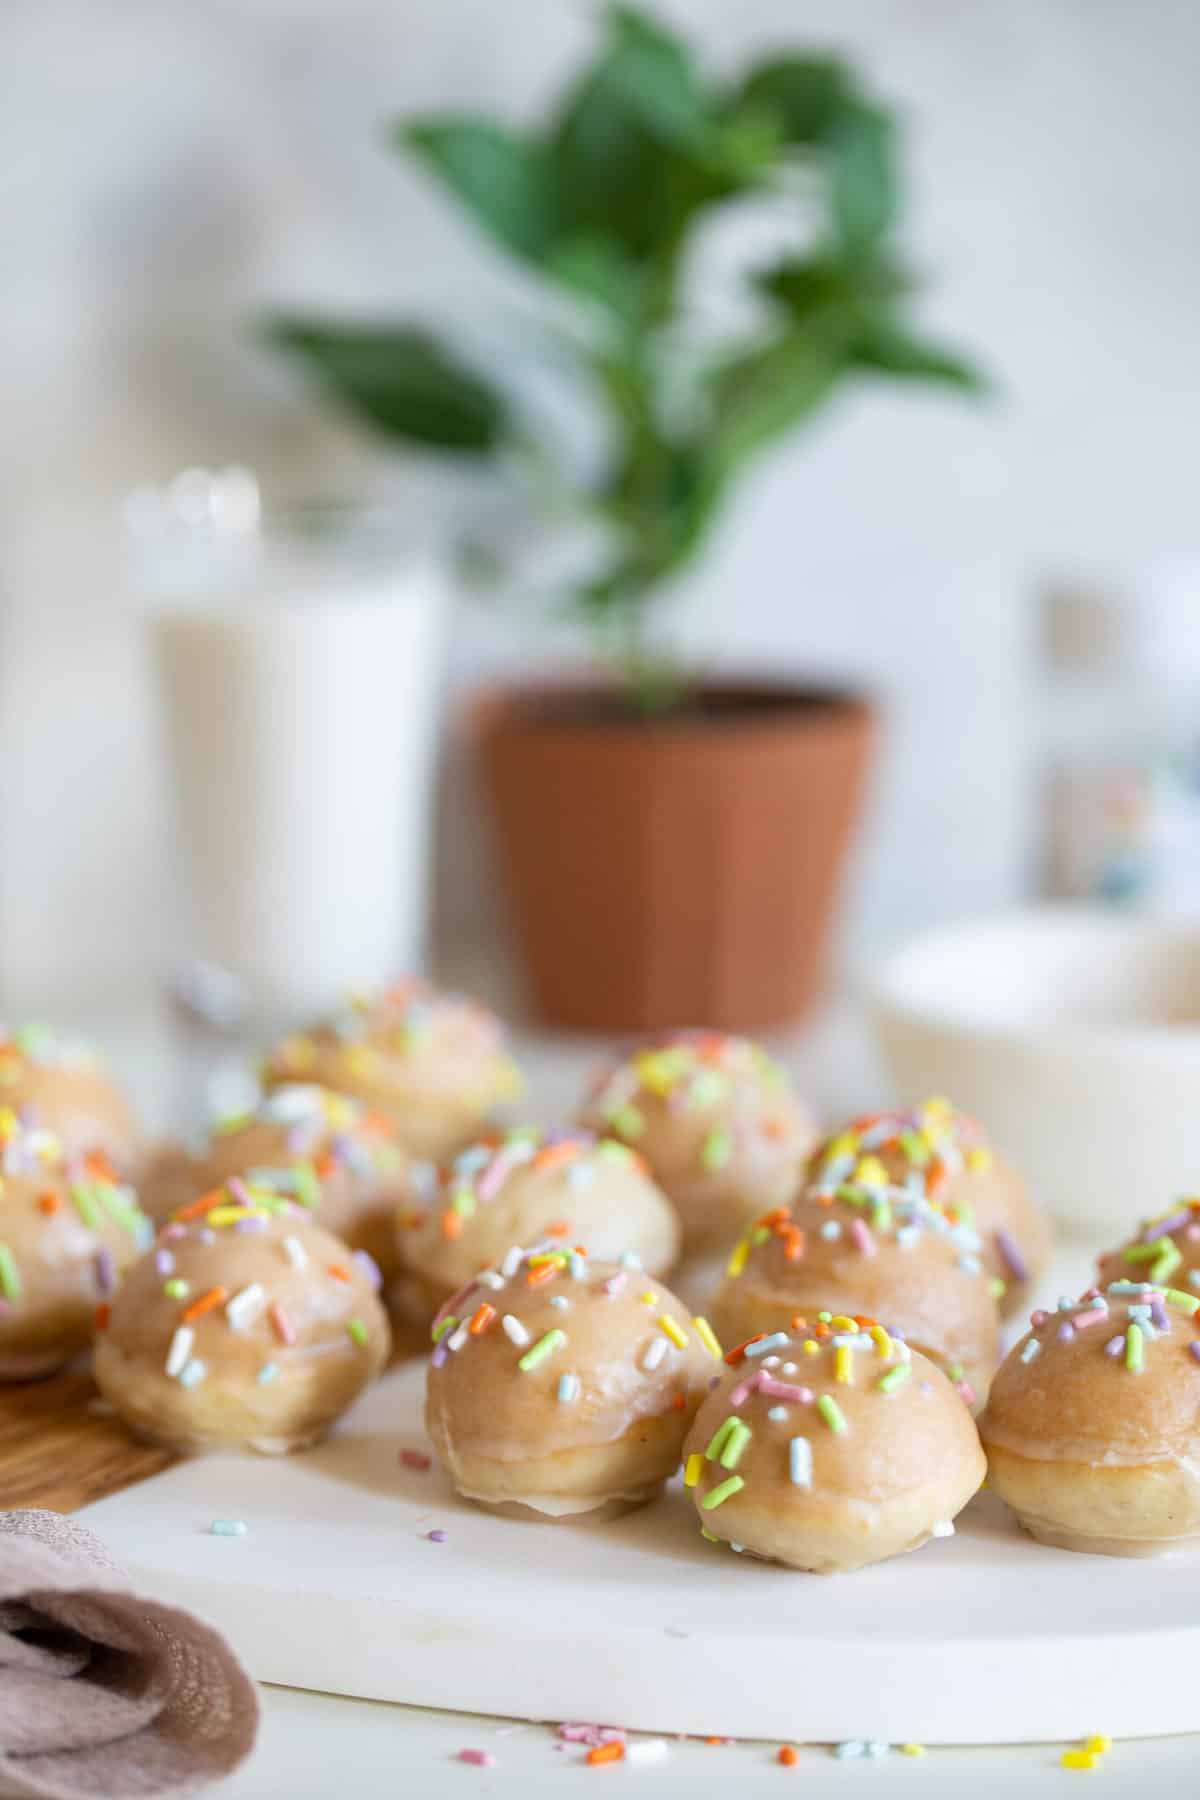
[869, 906, 1200, 1239]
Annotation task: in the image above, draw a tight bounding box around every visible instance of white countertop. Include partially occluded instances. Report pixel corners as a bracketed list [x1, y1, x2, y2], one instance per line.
[227, 1686, 1192, 1795]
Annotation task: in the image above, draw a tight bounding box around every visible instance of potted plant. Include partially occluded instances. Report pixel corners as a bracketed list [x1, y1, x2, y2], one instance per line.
[267, 5, 983, 1032]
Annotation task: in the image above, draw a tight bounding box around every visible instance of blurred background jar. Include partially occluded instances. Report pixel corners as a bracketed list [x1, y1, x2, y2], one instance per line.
[1038, 560, 1200, 916]
[128, 470, 446, 1034]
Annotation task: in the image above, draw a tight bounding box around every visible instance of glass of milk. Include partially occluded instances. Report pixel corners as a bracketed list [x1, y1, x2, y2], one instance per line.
[129, 470, 446, 1034]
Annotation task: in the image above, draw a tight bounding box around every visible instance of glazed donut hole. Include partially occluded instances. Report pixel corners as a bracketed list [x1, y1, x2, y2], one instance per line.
[424, 1246, 721, 1520]
[712, 1177, 1000, 1407]
[261, 978, 521, 1163]
[0, 1023, 141, 1173]
[980, 1279, 1200, 1557]
[167, 1084, 431, 1282]
[0, 1111, 151, 1380]
[395, 1128, 680, 1323]
[577, 1032, 816, 1255]
[93, 1184, 390, 1454]
[683, 1324, 985, 1573]
[803, 1099, 1050, 1321]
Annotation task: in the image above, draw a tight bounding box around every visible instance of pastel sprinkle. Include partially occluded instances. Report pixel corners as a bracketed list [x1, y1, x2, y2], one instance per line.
[557, 1372, 580, 1403]
[165, 1325, 194, 1378]
[1019, 1338, 1041, 1363]
[701, 1126, 732, 1171]
[209, 1519, 247, 1537]
[705, 1417, 738, 1461]
[684, 1453, 704, 1487]
[518, 1328, 566, 1372]
[625, 1740, 668, 1766]
[692, 1316, 722, 1358]
[431, 1314, 458, 1343]
[501, 1314, 531, 1347]
[225, 1283, 266, 1330]
[0, 1244, 21, 1304]
[744, 1332, 788, 1358]
[178, 1358, 207, 1388]
[759, 1377, 812, 1403]
[70, 1185, 100, 1228]
[282, 1235, 307, 1270]
[768, 1405, 789, 1421]
[850, 1219, 875, 1257]
[1126, 1322, 1145, 1372]
[256, 1362, 279, 1384]
[426, 1529, 447, 1543]
[995, 1229, 1029, 1282]
[659, 1314, 688, 1349]
[641, 1336, 668, 1372]
[789, 1436, 813, 1487]
[817, 1395, 847, 1434]
[456, 1750, 495, 1768]
[701, 1474, 745, 1510]
[346, 1317, 369, 1348]
[1189, 1342, 1200, 1363]
[834, 1345, 854, 1385]
[182, 1285, 227, 1324]
[1061, 1750, 1097, 1770]
[270, 1303, 296, 1346]
[834, 1741, 865, 1760]
[719, 1421, 752, 1469]
[878, 1362, 911, 1394]
[725, 1239, 750, 1279]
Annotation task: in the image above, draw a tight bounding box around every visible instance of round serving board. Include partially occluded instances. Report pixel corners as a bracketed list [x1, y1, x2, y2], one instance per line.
[80, 1348, 1200, 1746]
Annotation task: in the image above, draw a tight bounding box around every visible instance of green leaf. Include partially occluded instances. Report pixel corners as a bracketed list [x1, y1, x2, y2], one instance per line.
[735, 55, 853, 145]
[759, 254, 911, 321]
[551, 67, 668, 257]
[549, 8, 742, 270]
[849, 323, 986, 391]
[601, 4, 714, 152]
[706, 329, 845, 474]
[830, 101, 898, 256]
[398, 118, 557, 261]
[546, 235, 645, 328]
[263, 318, 507, 451]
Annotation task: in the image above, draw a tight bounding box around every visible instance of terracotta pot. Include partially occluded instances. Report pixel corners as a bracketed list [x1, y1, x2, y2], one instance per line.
[470, 679, 876, 1034]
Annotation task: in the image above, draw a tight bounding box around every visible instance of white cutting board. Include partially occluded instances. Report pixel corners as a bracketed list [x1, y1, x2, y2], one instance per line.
[80, 1289, 1200, 1748]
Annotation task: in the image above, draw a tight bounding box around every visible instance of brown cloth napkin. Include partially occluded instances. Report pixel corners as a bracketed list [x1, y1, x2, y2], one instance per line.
[0, 1510, 258, 1799]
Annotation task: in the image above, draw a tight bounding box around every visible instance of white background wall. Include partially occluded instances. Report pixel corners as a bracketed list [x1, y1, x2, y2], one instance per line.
[4, 0, 1200, 1009]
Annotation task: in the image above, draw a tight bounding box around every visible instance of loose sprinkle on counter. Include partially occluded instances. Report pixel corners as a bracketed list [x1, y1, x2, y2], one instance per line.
[209, 1519, 247, 1537]
[456, 1749, 496, 1767]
